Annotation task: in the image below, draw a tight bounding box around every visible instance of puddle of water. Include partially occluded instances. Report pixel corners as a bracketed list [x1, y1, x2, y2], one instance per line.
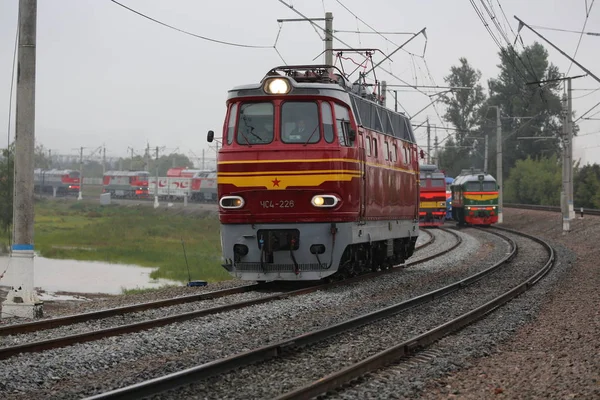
[0, 256, 180, 295]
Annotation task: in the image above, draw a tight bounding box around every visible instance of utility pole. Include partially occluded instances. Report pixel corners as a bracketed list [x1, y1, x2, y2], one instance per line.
[394, 91, 398, 112]
[325, 12, 333, 68]
[381, 81, 387, 107]
[484, 132, 488, 173]
[77, 146, 83, 200]
[102, 146, 106, 175]
[202, 149, 205, 170]
[433, 126, 438, 166]
[426, 118, 431, 164]
[154, 146, 159, 209]
[48, 149, 51, 167]
[560, 79, 574, 232]
[145, 143, 150, 172]
[567, 78, 574, 220]
[128, 147, 134, 170]
[492, 106, 503, 224]
[2, 0, 43, 319]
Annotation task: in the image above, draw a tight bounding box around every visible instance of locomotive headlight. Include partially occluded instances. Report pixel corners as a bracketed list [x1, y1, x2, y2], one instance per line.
[220, 196, 245, 209]
[264, 78, 291, 94]
[311, 195, 340, 208]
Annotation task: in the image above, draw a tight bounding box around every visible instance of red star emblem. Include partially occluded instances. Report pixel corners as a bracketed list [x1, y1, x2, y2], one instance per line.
[272, 178, 280, 187]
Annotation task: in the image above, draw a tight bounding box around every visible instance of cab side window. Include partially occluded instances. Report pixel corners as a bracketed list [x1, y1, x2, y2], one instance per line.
[335, 104, 353, 147]
[226, 103, 238, 145]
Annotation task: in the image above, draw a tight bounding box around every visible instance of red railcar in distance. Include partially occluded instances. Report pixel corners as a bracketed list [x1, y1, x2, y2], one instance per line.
[34, 169, 80, 195]
[102, 171, 149, 198]
[208, 65, 420, 281]
[419, 164, 447, 227]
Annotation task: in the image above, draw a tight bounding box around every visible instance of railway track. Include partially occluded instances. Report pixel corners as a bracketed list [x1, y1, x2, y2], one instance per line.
[81, 228, 521, 400]
[504, 203, 600, 216]
[0, 227, 445, 360]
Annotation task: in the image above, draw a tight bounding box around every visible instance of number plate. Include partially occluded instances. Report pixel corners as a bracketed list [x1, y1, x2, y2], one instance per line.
[259, 200, 295, 209]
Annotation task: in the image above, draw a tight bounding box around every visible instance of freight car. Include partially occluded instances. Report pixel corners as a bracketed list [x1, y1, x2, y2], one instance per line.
[451, 169, 499, 226]
[209, 64, 421, 281]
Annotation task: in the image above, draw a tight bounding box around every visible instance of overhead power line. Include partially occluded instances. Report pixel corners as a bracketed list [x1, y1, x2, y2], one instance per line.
[109, 0, 272, 49]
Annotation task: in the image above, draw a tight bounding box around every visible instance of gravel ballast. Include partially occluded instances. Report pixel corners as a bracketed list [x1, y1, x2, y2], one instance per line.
[161, 229, 548, 399]
[0, 228, 507, 399]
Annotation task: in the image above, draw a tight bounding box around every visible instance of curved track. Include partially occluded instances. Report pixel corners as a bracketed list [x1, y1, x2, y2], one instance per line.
[81, 228, 518, 400]
[0, 228, 450, 360]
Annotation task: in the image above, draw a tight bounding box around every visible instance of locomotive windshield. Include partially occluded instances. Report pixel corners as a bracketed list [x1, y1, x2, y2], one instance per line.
[69, 171, 80, 178]
[482, 181, 497, 191]
[281, 102, 321, 144]
[237, 102, 274, 145]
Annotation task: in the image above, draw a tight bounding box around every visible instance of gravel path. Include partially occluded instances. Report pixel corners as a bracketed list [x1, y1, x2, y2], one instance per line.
[0, 228, 504, 399]
[161, 229, 546, 399]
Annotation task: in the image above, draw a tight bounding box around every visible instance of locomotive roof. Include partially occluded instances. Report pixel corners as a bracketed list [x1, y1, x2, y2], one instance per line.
[419, 164, 445, 179]
[34, 169, 78, 174]
[227, 64, 415, 143]
[452, 170, 497, 186]
[104, 170, 150, 176]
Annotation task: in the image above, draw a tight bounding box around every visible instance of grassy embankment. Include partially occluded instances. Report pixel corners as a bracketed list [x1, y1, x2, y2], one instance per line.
[30, 200, 230, 283]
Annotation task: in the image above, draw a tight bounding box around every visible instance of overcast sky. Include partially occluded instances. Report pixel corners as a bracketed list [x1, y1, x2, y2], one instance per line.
[1, 0, 599, 168]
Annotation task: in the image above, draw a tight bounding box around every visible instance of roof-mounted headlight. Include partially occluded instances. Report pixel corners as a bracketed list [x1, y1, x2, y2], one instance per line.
[263, 78, 291, 94]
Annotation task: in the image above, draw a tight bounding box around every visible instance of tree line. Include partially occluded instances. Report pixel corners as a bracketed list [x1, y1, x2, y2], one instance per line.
[435, 42, 597, 208]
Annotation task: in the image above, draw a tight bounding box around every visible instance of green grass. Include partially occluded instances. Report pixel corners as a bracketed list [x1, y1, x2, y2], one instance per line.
[33, 200, 231, 283]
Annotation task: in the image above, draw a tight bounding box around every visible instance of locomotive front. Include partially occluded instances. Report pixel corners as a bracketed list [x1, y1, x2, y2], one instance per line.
[451, 170, 499, 226]
[210, 65, 420, 281]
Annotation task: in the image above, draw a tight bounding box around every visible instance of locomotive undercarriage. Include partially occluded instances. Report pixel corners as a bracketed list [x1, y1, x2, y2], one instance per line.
[221, 220, 419, 281]
[331, 237, 417, 281]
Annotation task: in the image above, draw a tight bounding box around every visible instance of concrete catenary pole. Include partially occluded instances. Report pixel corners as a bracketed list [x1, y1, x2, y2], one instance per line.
[567, 78, 574, 220]
[484, 132, 488, 173]
[433, 126, 438, 166]
[325, 12, 333, 68]
[77, 146, 83, 200]
[2, 0, 43, 319]
[102, 146, 106, 175]
[560, 81, 570, 232]
[495, 106, 503, 224]
[426, 118, 431, 164]
[153, 146, 159, 209]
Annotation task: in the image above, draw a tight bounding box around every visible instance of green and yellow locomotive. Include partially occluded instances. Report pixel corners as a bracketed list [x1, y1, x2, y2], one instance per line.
[450, 169, 499, 226]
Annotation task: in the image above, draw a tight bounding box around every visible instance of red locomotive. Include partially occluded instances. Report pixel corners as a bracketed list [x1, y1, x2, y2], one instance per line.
[102, 170, 150, 198]
[208, 65, 420, 281]
[419, 164, 447, 227]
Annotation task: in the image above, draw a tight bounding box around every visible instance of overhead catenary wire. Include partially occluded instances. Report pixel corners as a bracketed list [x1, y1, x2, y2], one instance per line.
[332, 0, 426, 58]
[277, 0, 430, 97]
[530, 24, 600, 36]
[567, 0, 595, 75]
[109, 0, 272, 48]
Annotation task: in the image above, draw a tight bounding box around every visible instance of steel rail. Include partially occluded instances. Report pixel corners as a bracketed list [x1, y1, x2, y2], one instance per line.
[0, 228, 455, 359]
[504, 203, 600, 216]
[0, 283, 270, 336]
[0, 226, 437, 338]
[82, 229, 512, 400]
[274, 227, 554, 400]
